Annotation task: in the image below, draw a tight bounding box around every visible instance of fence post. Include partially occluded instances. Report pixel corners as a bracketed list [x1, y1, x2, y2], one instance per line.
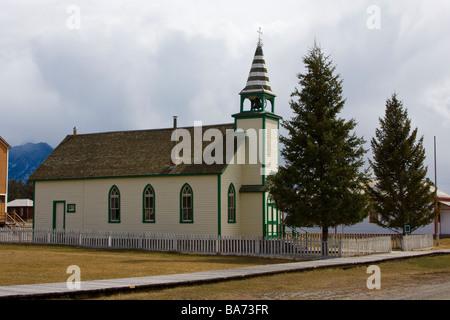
[401, 235, 407, 251]
[322, 240, 328, 257]
[338, 239, 342, 257]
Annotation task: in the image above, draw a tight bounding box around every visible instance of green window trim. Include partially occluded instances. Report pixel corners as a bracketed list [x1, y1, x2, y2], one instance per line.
[108, 185, 120, 223]
[67, 204, 76, 213]
[180, 183, 193, 223]
[142, 184, 156, 223]
[227, 183, 236, 223]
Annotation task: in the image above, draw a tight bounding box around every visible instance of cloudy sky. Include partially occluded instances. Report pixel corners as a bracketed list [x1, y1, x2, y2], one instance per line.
[1, 0, 450, 191]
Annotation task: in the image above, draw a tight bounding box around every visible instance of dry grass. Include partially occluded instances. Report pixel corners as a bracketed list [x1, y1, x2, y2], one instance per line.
[97, 238, 450, 300]
[1, 239, 449, 300]
[0, 243, 301, 286]
[101, 252, 450, 300]
[434, 238, 450, 249]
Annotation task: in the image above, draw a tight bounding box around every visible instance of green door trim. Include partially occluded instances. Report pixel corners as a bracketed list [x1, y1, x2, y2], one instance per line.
[52, 200, 66, 230]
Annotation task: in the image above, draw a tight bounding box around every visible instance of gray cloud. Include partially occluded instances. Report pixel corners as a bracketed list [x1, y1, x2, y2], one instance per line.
[0, 0, 449, 192]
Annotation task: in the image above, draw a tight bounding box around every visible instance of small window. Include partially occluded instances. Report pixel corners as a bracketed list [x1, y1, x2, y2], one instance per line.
[143, 185, 155, 222]
[369, 211, 378, 224]
[228, 184, 236, 222]
[180, 184, 193, 223]
[109, 186, 120, 223]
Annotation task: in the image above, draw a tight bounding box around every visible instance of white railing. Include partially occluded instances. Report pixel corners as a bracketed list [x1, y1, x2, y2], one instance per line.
[340, 236, 392, 256]
[0, 228, 394, 259]
[289, 233, 393, 256]
[401, 234, 434, 251]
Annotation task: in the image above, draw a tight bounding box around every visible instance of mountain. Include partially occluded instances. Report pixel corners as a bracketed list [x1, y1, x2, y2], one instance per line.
[8, 142, 54, 182]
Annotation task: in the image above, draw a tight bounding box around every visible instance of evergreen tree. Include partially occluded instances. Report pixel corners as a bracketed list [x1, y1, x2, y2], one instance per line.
[8, 179, 22, 201]
[368, 93, 435, 233]
[268, 42, 369, 243]
[7, 179, 33, 201]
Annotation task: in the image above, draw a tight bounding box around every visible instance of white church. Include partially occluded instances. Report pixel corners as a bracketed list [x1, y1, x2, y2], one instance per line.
[30, 39, 283, 238]
[29, 37, 450, 239]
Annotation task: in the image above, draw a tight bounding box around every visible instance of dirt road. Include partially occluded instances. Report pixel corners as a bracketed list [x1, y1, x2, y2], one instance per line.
[258, 277, 450, 300]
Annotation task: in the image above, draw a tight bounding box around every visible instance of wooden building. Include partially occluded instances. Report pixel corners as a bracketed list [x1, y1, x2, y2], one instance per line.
[0, 136, 11, 221]
[29, 42, 283, 238]
[7, 199, 33, 221]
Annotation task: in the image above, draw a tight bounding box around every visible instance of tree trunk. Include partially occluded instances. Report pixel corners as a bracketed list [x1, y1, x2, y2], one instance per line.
[322, 225, 329, 256]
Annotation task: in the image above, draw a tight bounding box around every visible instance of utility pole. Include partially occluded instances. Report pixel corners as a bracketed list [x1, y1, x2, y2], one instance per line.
[435, 136, 439, 247]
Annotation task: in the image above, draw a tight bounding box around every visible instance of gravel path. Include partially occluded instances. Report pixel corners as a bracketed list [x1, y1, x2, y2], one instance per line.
[254, 277, 450, 300]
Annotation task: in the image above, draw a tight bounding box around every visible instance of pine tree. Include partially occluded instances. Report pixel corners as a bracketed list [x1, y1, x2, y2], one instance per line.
[8, 179, 23, 201]
[268, 42, 369, 243]
[368, 93, 435, 233]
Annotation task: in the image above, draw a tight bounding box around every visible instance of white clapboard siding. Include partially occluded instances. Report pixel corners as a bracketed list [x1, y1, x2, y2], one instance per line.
[234, 117, 264, 186]
[264, 118, 279, 175]
[441, 207, 450, 235]
[220, 158, 242, 236]
[34, 175, 219, 234]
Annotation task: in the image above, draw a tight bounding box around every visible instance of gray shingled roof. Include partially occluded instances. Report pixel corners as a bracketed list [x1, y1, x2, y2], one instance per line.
[29, 123, 235, 181]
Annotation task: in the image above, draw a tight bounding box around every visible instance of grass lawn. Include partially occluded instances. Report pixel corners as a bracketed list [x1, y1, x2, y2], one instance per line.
[104, 239, 450, 300]
[103, 253, 450, 300]
[0, 243, 302, 286]
[0, 239, 448, 300]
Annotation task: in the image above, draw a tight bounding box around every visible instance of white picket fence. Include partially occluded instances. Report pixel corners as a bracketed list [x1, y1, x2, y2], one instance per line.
[401, 234, 434, 251]
[0, 228, 397, 259]
[340, 236, 393, 256]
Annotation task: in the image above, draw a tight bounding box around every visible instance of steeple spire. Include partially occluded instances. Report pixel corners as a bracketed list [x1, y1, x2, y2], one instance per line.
[239, 28, 276, 113]
[257, 27, 263, 47]
[240, 28, 275, 97]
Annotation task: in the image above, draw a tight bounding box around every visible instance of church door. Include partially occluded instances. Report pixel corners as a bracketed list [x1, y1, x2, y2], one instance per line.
[266, 202, 279, 238]
[53, 201, 66, 230]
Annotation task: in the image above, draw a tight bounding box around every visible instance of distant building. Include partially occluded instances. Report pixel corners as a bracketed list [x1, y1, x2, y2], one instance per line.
[0, 136, 11, 218]
[7, 199, 33, 221]
[298, 185, 450, 236]
[434, 187, 450, 236]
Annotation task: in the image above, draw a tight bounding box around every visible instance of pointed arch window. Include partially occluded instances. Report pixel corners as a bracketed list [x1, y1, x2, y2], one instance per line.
[108, 186, 120, 223]
[180, 184, 193, 223]
[143, 185, 155, 223]
[228, 184, 236, 223]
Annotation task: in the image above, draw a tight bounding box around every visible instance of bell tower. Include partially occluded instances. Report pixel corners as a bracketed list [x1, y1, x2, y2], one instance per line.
[233, 30, 281, 180]
[239, 29, 276, 113]
[232, 30, 282, 238]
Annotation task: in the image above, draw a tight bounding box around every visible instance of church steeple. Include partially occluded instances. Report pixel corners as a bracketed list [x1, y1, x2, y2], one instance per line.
[233, 30, 281, 239]
[239, 28, 276, 113]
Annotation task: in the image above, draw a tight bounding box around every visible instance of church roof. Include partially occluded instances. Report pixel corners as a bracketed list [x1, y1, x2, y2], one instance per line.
[29, 123, 234, 181]
[240, 44, 275, 96]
